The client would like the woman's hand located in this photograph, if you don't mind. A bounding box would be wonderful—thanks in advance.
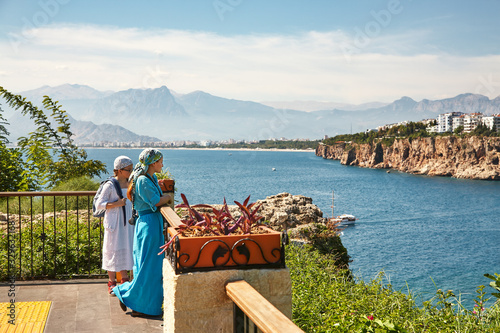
[156,193,172,207]
[117,198,127,207]
[107,198,127,209]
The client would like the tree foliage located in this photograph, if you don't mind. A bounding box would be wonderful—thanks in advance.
[0,87,106,191]
[471,123,498,137]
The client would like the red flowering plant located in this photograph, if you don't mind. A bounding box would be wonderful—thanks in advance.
[234,196,264,234]
[177,193,265,236]
[158,193,268,254]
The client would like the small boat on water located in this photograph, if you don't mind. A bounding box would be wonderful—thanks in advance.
[328,191,356,226]
[330,214,356,225]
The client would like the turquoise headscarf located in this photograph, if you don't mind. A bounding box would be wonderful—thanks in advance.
[128,149,163,204]
[129,148,163,183]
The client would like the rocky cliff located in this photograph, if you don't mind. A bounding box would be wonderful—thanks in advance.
[316,136,500,180]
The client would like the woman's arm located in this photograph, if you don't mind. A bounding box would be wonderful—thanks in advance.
[106,197,127,209]
[155,193,172,207]
[96,181,126,210]
[136,176,171,210]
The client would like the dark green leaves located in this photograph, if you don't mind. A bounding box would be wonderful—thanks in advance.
[0,87,106,191]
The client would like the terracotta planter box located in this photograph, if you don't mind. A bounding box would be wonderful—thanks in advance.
[158,179,175,192]
[166,226,286,274]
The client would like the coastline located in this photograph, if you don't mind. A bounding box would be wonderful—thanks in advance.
[316,136,500,180]
[82,147,316,152]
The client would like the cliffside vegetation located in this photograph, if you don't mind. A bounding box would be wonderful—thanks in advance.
[323,121,500,147]
[288,243,500,332]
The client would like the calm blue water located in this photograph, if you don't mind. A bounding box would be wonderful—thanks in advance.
[86,148,500,308]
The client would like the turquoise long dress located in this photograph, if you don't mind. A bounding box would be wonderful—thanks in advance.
[113,174,164,316]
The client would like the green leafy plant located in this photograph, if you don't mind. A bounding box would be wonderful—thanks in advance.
[155,168,174,180]
[0,211,104,280]
[0,87,106,191]
[472,285,489,323]
[287,244,500,332]
[485,273,500,300]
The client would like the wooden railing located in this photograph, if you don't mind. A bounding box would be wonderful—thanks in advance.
[226,280,303,333]
[160,206,303,333]
[160,205,185,228]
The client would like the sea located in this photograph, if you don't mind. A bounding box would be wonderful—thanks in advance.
[85,148,500,309]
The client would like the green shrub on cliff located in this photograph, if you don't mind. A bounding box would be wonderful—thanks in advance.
[472,123,498,137]
[287,244,500,332]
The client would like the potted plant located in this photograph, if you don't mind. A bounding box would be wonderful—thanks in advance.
[155,168,175,193]
[160,194,287,274]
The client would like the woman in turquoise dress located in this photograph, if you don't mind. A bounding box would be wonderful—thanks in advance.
[114,148,172,318]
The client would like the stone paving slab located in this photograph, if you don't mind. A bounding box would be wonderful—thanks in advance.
[0,279,163,333]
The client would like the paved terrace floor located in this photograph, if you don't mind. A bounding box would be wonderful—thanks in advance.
[0,279,163,332]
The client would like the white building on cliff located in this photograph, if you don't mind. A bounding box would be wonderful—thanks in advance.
[483,115,500,131]
[437,112,463,133]
[431,112,500,133]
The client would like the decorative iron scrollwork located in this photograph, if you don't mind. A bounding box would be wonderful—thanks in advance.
[230,238,281,265]
[168,235,285,274]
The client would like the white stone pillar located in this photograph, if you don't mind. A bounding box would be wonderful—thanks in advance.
[163,259,292,332]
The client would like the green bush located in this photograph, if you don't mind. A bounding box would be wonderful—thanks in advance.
[51,176,100,192]
[286,244,500,332]
[0,212,104,280]
[297,223,350,270]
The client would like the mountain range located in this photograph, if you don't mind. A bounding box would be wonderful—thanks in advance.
[2,84,500,144]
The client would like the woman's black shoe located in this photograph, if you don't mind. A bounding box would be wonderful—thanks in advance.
[131,310,161,318]
[119,300,127,312]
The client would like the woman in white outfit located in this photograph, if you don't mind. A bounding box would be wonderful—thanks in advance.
[96,156,135,294]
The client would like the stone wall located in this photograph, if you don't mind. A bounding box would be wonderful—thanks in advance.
[163,261,292,332]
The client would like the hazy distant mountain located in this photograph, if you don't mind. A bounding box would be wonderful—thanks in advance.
[178,90,275,117]
[5,84,114,125]
[82,86,187,123]
[4,109,160,144]
[414,93,500,114]
[19,83,113,101]
[174,90,313,140]
[69,116,161,144]
[259,100,389,112]
[4,84,500,143]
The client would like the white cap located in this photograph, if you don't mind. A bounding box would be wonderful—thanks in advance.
[114,156,133,170]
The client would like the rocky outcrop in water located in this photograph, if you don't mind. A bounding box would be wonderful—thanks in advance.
[256,193,327,229]
[316,136,500,180]
[204,193,327,231]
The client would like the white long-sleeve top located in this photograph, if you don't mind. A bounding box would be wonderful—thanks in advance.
[95,180,134,271]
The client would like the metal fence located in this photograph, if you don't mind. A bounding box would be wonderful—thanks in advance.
[0,191,106,281]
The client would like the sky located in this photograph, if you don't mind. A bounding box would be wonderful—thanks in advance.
[1,0,500,104]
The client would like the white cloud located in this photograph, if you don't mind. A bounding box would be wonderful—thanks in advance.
[1,23,500,103]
